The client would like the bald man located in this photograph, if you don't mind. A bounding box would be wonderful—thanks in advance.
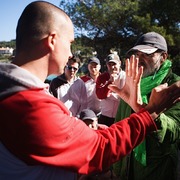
[0,1,180,179]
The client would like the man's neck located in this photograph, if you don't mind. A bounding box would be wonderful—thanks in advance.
[90,73,99,81]
[66,75,75,83]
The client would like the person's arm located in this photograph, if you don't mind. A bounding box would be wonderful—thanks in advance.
[2,56,180,175]
[96,73,112,99]
[2,77,180,175]
[1,92,156,174]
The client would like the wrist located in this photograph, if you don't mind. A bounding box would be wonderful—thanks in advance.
[133,103,146,113]
[144,105,159,120]
[148,112,159,120]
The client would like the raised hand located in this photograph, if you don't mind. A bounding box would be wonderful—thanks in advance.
[108,55,144,112]
[145,81,180,118]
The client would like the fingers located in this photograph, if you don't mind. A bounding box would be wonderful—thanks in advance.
[168,81,180,92]
[125,55,143,83]
[148,81,180,115]
[137,66,143,84]
[153,83,168,92]
[130,55,134,77]
[108,84,121,94]
[168,81,180,102]
[125,56,135,77]
[125,58,130,76]
[130,55,138,80]
[174,98,180,104]
[153,81,180,97]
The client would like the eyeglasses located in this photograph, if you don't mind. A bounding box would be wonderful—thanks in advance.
[66,65,78,71]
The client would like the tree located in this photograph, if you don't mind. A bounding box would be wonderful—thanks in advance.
[60,0,140,56]
[0,40,16,49]
[59,0,179,60]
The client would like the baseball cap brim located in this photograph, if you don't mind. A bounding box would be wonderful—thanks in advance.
[128,45,158,54]
[82,117,97,121]
[107,59,120,64]
[80,109,97,122]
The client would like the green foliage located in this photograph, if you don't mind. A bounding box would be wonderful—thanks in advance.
[59,0,179,66]
[2,1,179,74]
[0,40,16,48]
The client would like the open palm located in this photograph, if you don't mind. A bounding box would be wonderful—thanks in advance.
[108,55,143,112]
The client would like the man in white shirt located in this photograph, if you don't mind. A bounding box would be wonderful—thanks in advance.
[81,57,101,115]
[50,56,87,117]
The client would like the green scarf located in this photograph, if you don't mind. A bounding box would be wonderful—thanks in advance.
[115,60,172,166]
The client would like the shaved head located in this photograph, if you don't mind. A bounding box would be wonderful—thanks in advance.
[13,1,74,79]
[16,1,71,51]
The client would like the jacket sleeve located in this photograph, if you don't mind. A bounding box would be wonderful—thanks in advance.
[154,102,180,143]
[0,91,157,174]
[152,73,180,144]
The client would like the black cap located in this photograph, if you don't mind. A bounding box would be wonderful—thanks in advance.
[80,109,97,121]
[128,32,167,54]
[88,57,100,65]
[106,54,121,64]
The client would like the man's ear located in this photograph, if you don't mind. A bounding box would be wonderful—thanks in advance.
[47,32,56,51]
[161,52,168,63]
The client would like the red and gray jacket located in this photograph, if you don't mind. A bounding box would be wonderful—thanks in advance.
[0,63,157,179]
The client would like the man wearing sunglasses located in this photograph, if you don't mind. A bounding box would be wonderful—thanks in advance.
[50,56,87,117]
[114,32,180,180]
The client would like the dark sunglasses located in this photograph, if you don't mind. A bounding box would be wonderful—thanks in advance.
[66,65,78,71]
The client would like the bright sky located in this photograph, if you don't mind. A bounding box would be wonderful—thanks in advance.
[0,0,61,41]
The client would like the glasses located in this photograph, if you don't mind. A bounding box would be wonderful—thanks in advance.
[66,65,78,71]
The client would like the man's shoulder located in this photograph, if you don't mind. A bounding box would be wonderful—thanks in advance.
[50,74,67,86]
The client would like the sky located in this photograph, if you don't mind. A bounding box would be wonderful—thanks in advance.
[0,0,61,41]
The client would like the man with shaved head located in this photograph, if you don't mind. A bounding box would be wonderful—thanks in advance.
[15,1,74,77]
[0,1,180,179]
